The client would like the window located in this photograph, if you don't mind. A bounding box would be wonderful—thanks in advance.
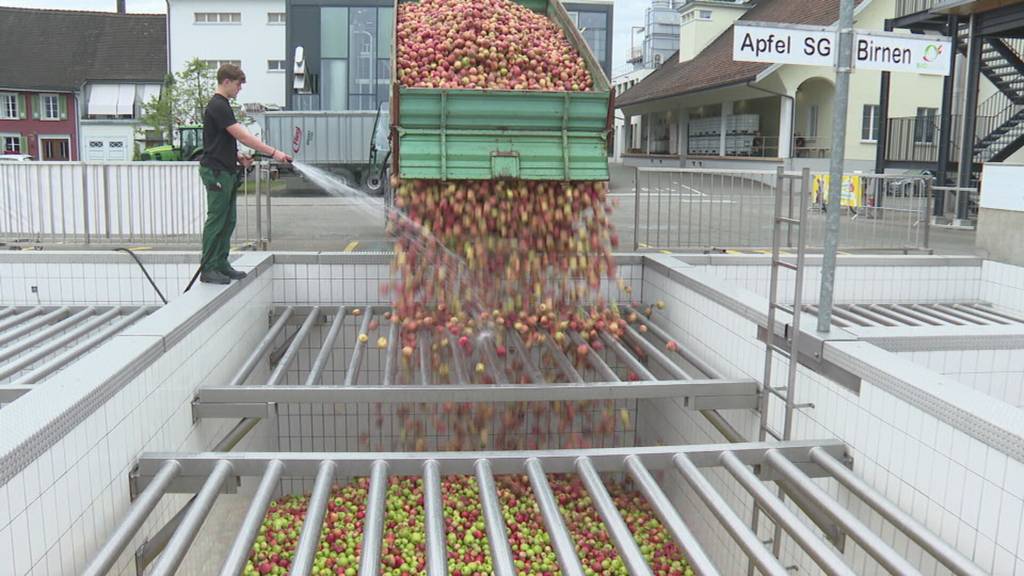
[268,60,287,72]
[915,107,938,143]
[0,94,17,119]
[202,60,242,71]
[3,135,21,154]
[698,9,713,20]
[42,94,59,120]
[268,12,286,25]
[577,11,608,69]
[318,5,393,111]
[194,12,241,24]
[862,104,880,142]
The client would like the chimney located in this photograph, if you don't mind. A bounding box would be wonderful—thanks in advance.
[117,0,126,13]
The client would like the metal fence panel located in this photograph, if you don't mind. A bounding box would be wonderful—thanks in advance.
[0,161,269,246]
[633,168,930,252]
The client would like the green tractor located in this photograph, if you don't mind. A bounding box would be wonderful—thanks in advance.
[139,125,203,161]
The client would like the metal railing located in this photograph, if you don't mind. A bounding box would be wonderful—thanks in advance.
[633,168,931,252]
[0,161,272,246]
[933,185,979,223]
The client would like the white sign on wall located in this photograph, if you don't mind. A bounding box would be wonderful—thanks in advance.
[980,163,1024,213]
[733,23,836,67]
[733,21,952,76]
[853,30,952,76]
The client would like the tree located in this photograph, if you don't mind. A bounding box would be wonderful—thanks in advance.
[138,58,247,146]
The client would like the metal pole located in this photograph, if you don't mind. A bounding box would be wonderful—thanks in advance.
[0,306,69,347]
[267,306,321,387]
[219,459,286,576]
[936,14,959,212]
[623,455,720,576]
[764,449,922,576]
[575,456,654,576]
[345,308,376,387]
[956,16,981,215]
[358,460,389,576]
[633,166,641,251]
[423,460,449,576]
[150,459,234,576]
[229,307,294,387]
[82,460,181,576]
[809,448,986,576]
[0,307,119,379]
[290,460,336,576]
[719,451,855,576]
[818,0,855,333]
[673,453,788,576]
[474,459,517,576]
[524,458,585,576]
[0,307,93,363]
[0,306,43,332]
[305,306,347,386]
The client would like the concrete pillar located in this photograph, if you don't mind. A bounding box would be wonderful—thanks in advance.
[720,100,733,157]
[679,109,690,159]
[779,97,794,158]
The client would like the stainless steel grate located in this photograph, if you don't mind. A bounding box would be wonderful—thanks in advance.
[85,440,985,576]
[798,302,1024,328]
[0,305,156,404]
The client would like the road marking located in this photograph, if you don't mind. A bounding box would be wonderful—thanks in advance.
[343,241,359,252]
[638,242,650,249]
[725,250,744,255]
[129,247,151,251]
[660,250,673,254]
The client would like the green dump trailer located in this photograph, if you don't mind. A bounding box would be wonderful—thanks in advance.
[390,0,612,182]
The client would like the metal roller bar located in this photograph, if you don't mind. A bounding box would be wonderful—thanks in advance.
[826,305,872,327]
[474,459,516,576]
[0,307,16,321]
[524,458,585,576]
[963,303,1024,324]
[0,307,96,364]
[912,304,977,326]
[840,305,898,327]
[719,451,855,576]
[480,336,510,385]
[447,333,470,386]
[0,306,70,347]
[423,460,449,576]
[0,306,43,332]
[764,449,922,576]
[5,306,149,386]
[899,304,959,325]
[568,331,618,382]
[621,323,691,379]
[418,329,432,386]
[305,306,348,386]
[575,456,653,576]
[508,329,545,384]
[541,335,583,383]
[623,455,720,576]
[291,460,337,576]
[597,326,655,380]
[672,453,787,576]
[345,307,376,387]
[83,460,181,576]
[229,306,294,387]
[358,460,389,576]
[927,304,990,325]
[219,459,286,576]
[866,304,926,327]
[625,305,724,379]
[884,304,942,326]
[810,305,853,328]
[950,301,1015,323]
[809,448,985,576]
[0,306,121,381]
[268,306,321,387]
[150,459,234,576]
[383,319,399,386]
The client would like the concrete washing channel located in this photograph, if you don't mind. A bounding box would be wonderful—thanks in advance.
[0,251,1021,575]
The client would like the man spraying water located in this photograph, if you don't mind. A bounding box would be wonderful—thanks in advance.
[197,64,293,284]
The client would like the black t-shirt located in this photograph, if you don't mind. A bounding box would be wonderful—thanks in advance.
[200,94,238,172]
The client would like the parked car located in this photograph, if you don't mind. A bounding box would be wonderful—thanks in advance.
[0,154,33,161]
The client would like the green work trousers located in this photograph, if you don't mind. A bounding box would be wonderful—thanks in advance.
[198,165,241,272]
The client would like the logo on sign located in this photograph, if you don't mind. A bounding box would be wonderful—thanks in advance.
[292,127,302,154]
[922,44,943,63]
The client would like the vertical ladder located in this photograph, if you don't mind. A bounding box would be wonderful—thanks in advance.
[749,167,812,574]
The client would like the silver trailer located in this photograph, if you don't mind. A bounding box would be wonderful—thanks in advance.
[261,108,390,193]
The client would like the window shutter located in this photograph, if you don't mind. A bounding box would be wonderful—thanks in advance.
[58,95,67,120]
[19,135,28,154]
[32,94,40,120]
[16,93,26,119]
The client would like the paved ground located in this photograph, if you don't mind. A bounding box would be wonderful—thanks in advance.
[1,161,978,255]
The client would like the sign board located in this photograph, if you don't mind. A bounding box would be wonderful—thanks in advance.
[733,23,835,67]
[853,30,952,76]
[733,21,952,76]
[812,174,864,208]
[979,163,1024,213]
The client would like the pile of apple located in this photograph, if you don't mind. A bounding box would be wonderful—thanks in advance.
[396,0,593,91]
[245,474,691,575]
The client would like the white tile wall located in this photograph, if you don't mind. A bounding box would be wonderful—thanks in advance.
[0,259,273,576]
[638,262,1024,576]
[900,349,1024,409]
[693,263,983,305]
[981,261,1024,317]
[0,260,199,306]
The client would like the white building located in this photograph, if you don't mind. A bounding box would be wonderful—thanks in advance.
[166,0,287,107]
